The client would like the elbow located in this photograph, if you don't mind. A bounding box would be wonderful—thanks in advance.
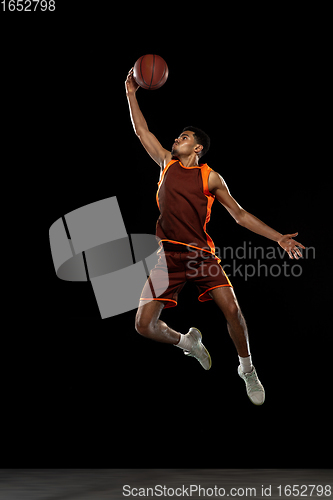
[134,126,148,138]
[235,209,247,226]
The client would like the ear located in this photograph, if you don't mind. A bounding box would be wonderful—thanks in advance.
[194,144,203,155]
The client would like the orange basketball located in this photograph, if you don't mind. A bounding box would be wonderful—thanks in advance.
[133,54,169,90]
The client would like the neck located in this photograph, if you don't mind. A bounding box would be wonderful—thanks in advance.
[176,153,200,168]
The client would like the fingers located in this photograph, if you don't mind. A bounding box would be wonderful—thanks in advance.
[288,242,305,259]
[286,233,306,259]
[294,240,306,249]
[296,247,303,258]
[287,246,298,259]
[288,249,299,260]
[293,247,303,259]
[125,68,134,83]
[291,238,306,259]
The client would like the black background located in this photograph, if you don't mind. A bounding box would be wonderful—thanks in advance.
[2,3,330,469]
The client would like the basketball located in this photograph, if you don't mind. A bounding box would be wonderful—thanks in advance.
[133,54,169,90]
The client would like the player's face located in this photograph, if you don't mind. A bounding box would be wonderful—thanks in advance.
[171,131,197,156]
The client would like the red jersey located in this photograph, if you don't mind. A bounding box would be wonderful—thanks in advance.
[156,158,217,259]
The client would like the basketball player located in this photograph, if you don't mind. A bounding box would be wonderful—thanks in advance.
[125,68,305,405]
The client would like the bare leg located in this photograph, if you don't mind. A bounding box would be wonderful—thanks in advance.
[135,300,181,344]
[209,287,250,357]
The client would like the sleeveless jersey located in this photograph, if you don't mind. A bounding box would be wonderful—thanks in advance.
[156,159,217,258]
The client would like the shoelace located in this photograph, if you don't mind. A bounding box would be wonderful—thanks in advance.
[245,371,262,392]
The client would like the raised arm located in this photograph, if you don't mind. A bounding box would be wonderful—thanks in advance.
[125,68,172,169]
[208,170,305,259]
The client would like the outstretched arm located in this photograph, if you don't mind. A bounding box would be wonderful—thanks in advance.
[208,170,305,259]
[125,68,171,169]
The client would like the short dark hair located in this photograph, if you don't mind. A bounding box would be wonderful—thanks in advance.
[182,126,210,158]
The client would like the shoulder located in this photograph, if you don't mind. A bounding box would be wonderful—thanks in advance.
[159,158,179,181]
[162,152,173,169]
[207,169,227,194]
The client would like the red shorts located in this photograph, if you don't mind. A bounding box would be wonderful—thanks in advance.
[140,245,232,308]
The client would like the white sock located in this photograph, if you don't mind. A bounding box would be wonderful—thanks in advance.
[238,354,253,374]
[175,333,192,351]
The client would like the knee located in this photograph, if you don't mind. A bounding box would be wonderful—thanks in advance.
[135,312,154,338]
[226,300,242,322]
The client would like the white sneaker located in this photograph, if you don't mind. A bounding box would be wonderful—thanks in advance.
[183,327,212,370]
[238,365,265,405]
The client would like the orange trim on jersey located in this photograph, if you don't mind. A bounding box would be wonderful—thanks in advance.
[200,164,216,256]
[139,297,178,307]
[157,238,221,262]
[203,196,215,254]
[200,164,212,196]
[156,159,178,209]
[198,283,233,302]
[178,160,204,170]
